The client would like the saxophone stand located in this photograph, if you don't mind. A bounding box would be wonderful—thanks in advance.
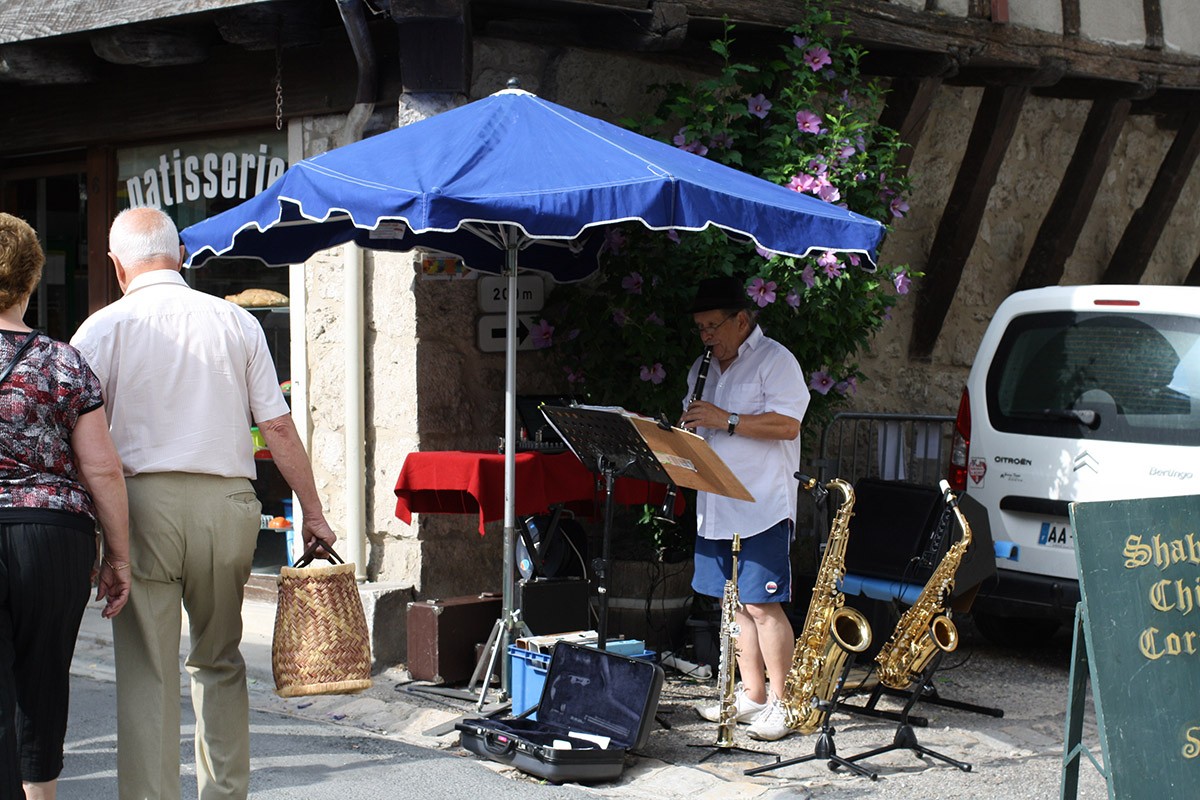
[840,651,972,773]
[689,735,776,764]
[743,654,878,781]
[845,673,1001,723]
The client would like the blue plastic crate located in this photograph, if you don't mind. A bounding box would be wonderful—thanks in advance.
[508,644,656,719]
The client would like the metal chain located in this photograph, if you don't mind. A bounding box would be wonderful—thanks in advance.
[274,43,284,131]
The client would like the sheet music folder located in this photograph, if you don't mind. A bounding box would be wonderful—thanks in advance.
[540,405,754,502]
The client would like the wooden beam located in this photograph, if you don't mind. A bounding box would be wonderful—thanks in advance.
[1186,251,1200,287]
[90,25,211,66]
[1062,0,1080,37]
[393,0,472,94]
[1144,0,1164,51]
[909,84,1029,360]
[0,0,278,46]
[0,42,95,83]
[1033,75,1157,101]
[676,0,1200,90]
[878,76,942,171]
[0,32,382,153]
[85,145,120,314]
[1101,109,1200,284]
[1014,97,1131,291]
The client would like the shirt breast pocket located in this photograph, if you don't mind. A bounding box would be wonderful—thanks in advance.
[724,383,764,415]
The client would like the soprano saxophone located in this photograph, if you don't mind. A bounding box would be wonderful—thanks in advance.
[714,533,742,747]
[875,480,972,690]
[781,477,873,734]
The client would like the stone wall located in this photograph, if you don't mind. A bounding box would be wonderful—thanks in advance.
[854,87,1200,419]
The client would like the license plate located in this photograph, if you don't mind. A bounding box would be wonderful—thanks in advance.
[1037,521,1072,548]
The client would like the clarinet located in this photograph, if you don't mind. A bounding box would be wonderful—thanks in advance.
[688,347,715,413]
[656,347,713,523]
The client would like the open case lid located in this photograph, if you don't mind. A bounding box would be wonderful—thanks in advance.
[537,641,663,751]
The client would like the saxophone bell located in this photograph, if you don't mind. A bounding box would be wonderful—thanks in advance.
[830,606,873,655]
[929,614,958,653]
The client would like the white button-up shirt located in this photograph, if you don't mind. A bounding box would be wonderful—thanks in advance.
[683,325,810,540]
[71,270,290,479]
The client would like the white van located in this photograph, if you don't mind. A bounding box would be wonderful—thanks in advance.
[949,285,1200,646]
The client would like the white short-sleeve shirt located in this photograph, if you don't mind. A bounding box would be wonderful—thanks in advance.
[71,270,290,479]
[683,325,810,540]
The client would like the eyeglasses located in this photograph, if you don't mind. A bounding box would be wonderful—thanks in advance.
[695,312,739,336]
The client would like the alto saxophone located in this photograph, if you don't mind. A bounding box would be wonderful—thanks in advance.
[782,478,873,734]
[714,533,742,747]
[875,480,972,690]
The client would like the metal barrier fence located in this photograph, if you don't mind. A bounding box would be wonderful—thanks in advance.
[811,411,956,488]
[796,412,956,556]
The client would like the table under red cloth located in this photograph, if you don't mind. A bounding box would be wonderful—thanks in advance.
[393,450,678,535]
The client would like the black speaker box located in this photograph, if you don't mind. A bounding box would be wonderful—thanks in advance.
[843,478,996,602]
[519,578,591,635]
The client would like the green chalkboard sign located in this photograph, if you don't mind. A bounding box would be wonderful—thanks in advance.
[1064,494,1200,799]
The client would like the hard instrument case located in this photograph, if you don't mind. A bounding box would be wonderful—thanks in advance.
[457,641,664,783]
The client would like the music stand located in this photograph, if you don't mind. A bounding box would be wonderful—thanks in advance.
[541,405,752,648]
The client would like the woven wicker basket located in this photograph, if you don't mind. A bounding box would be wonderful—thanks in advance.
[272,545,373,698]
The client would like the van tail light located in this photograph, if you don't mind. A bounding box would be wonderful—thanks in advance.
[948,387,971,492]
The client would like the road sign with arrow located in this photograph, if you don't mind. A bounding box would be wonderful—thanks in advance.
[477,314,539,353]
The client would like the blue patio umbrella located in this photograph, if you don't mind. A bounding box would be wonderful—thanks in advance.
[180,85,886,696]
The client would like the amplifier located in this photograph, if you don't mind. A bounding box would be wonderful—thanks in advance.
[519,578,590,636]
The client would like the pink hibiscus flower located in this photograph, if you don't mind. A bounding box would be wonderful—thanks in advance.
[747,277,777,307]
[747,93,772,119]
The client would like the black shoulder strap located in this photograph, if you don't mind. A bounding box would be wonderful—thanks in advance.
[0,331,40,386]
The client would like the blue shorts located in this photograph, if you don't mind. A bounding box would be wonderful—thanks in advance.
[692,519,792,604]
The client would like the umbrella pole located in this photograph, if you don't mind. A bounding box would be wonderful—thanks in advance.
[500,240,519,698]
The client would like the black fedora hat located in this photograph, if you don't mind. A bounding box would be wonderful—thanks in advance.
[689,275,753,314]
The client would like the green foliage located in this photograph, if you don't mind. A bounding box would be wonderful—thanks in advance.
[544,2,917,434]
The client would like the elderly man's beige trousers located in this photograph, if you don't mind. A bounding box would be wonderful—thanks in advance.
[114,473,261,800]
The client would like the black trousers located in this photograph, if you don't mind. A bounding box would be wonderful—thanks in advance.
[0,522,96,790]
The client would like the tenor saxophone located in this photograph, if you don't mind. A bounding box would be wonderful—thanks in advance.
[781,478,873,734]
[714,533,742,747]
[875,480,972,690]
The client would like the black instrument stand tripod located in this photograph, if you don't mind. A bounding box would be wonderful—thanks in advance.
[743,654,878,781]
[840,651,972,773]
[541,406,673,649]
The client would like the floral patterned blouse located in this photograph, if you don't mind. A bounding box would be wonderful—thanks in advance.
[0,330,103,524]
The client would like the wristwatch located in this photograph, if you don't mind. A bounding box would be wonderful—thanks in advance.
[727,412,740,435]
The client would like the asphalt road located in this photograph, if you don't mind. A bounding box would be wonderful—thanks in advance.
[60,671,594,800]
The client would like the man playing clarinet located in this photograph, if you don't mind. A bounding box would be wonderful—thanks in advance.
[683,275,810,742]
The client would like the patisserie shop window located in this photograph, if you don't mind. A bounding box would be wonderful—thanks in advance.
[117,132,291,382]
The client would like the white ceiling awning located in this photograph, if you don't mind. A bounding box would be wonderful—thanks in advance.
[0,0,278,45]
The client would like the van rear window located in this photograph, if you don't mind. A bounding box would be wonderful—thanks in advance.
[986,311,1200,446]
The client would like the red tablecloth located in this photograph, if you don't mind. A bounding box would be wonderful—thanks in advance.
[393,450,677,535]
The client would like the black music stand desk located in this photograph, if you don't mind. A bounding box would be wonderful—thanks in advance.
[541,405,752,649]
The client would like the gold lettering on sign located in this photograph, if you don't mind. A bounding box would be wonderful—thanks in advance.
[1123,533,1200,571]
[1125,535,1153,568]
[1139,627,1200,659]
[1148,579,1200,616]
[1184,727,1200,759]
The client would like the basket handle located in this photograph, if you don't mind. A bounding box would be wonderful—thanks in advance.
[293,540,345,568]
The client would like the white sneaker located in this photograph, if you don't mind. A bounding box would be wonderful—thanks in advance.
[696,683,767,724]
[746,696,793,741]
